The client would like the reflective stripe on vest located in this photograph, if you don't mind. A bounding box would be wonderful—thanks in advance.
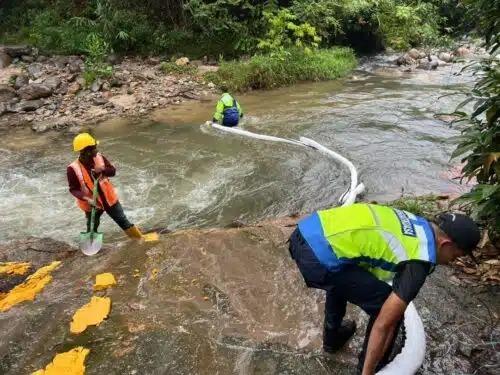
[68,153,118,212]
[297,203,436,280]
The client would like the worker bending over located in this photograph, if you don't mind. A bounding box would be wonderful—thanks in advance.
[288,203,480,374]
[212,88,243,127]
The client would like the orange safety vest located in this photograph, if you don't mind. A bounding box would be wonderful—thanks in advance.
[68,153,118,212]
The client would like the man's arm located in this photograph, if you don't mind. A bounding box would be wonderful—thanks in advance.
[213,100,224,123]
[100,155,116,177]
[362,261,431,374]
[362,293,406,375]
[237,100,243,118]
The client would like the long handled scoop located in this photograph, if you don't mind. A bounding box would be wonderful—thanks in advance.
[79,176,103,255]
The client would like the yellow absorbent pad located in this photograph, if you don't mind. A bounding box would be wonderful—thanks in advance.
[143,232,159,242]
[0,262,31,276]
[93,273,117,291]
[32,346,90,375]
[70,296,111,334]
[0,261,61,312]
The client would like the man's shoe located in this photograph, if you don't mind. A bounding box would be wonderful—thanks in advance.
[323,320,357,353]
[124,225,143,239]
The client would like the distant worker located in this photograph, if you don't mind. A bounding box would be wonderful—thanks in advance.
[212,89,243,127]
[67,133,146,240]
[288,203,480,374]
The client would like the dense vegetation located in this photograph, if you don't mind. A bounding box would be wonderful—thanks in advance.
[0,1,470,57]
[0,1,476,91]
[206,47,356,91]
[452,0,499,239]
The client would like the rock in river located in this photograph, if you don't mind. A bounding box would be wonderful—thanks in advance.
[17,84,52,100]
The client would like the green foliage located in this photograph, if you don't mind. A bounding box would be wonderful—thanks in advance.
[391,195,441,218]
[8,75,17,86]
[0,0,475,56]
[27,9,90,54]
[160,62,198,75]
[452,0,500,237]
[257,9,321,56]
[205,47,356,92]
[186,0,271,55]
[376,0,448,50]
[290,0,375,44]
[82,33,113,86]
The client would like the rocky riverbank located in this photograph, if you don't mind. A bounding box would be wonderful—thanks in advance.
[0,42,486,134]
[392,44,485,70]
[0,45,219,133]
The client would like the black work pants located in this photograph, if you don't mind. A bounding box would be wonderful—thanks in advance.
[85,201,133,232]
[288,228,399,371]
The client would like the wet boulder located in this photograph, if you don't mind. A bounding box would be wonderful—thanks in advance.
[106,53,123,66]
[0,52,12,68]
[417,59,439,70]
[42,76,61,91]
[175,57,189,66]
[190,60,203,67]
[408,48,421,60]
[0,84,17,103]
[15,99,44,112]
[90,79,102,92]
[0,102,9,115]
[17,83,53,100]
[52,55,69,69]
[14,74,29,89]
[21,55,34,63]
[67,57,84,73]
[67,82,81,95]
[438,52,453,63]
[27,63,45,79]
[92,97,108,106]
[455,46,470,57]
[1,45,32,58]
[395,54,416,66]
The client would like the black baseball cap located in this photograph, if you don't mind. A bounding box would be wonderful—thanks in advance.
[436,212,481,254]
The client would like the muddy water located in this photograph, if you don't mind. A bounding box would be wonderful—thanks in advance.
[0,55,474,243]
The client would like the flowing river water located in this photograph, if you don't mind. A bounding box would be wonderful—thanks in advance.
[0,55,474,244]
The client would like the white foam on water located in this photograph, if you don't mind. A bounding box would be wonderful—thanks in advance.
[177,160,255,215]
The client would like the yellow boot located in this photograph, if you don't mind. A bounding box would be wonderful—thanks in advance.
[124,225,159,242]
[125,225,143,239]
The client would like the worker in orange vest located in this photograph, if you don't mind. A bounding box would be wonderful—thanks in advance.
[67,133,145,239]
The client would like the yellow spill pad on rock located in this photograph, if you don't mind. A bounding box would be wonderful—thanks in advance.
[32,346,89,375]
[70,296,111,334]
[0,261,61,312]
[93,273,117,291]
[143,232,159,242]
[0,262,31,276]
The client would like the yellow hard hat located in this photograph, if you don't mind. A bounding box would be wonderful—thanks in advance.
[73,133,99,152]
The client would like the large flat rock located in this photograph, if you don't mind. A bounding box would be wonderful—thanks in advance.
[0,219,498,374]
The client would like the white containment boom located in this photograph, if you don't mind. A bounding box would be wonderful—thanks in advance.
[208,121,426,374]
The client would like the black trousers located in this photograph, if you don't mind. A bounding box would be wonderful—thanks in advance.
[288,228,399,371]
[85,201,133,232]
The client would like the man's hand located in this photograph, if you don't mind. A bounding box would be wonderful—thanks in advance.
[362,292,407,375]
[84,197,95,206]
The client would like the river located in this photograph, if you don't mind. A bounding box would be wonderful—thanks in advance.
[0,55,474,244]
